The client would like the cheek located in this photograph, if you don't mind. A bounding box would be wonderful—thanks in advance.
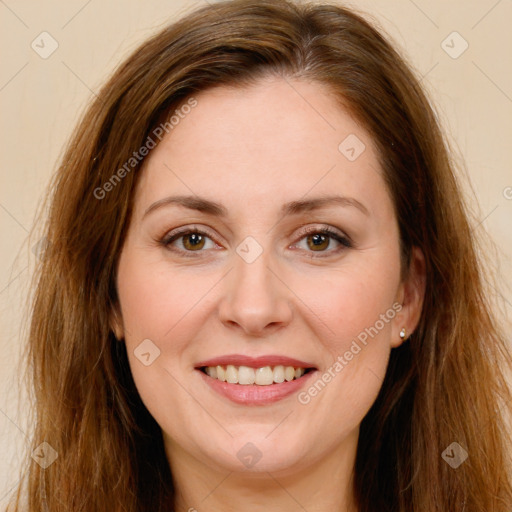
[290,255,400,421]
[116,246,217,341]
[115,248,221,411]
[293,258,400,354]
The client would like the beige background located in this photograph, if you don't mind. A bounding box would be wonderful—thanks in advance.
[1,0,511,503]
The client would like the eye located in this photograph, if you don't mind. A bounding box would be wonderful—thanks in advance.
[161,227,220,255]
[292,226,352,256]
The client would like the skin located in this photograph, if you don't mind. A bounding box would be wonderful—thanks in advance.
[112,77,425,512]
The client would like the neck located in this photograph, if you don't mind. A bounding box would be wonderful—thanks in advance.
[166,428,360,512]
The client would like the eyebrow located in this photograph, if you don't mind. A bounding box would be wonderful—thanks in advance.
[143,194,370,218]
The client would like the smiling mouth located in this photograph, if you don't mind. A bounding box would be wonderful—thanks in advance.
[199,365,316,385]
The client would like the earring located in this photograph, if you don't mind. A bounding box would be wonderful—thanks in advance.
[399,327,407,341]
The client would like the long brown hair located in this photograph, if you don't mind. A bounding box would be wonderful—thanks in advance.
[8,0,512,510]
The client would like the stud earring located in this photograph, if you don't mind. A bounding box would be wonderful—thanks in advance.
[399,327,407,341]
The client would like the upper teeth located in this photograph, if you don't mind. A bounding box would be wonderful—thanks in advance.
[204,365,307,385]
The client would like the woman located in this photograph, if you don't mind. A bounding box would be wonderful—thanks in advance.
[8,0,512,510]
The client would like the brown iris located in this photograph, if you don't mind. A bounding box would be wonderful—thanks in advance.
[182,233,206,251]
[306,233,329,251]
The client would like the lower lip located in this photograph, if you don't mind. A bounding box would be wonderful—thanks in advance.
[197,369,317,405]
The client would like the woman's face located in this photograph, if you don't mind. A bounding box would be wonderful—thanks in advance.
[113,77,423,476]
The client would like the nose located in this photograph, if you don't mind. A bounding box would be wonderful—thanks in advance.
[218,249,293,337]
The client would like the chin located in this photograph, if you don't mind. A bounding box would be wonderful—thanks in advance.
[197,432,309,475]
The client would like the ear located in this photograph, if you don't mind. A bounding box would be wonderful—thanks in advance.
[391,246,426,348]
[110,304,125,341]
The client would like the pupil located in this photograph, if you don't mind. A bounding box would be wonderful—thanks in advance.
[312,234,324,245]
[188,233,202,245]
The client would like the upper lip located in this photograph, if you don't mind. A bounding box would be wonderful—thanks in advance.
[195,354,317,369]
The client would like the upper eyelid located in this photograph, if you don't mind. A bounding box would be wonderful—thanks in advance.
[294,224,347,239]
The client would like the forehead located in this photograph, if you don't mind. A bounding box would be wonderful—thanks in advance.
[134,78,389,219]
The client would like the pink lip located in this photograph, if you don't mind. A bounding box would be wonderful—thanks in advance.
[195,354,316,369]
[197,368,318,406]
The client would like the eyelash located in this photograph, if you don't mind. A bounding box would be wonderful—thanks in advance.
[159,224,352,259]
